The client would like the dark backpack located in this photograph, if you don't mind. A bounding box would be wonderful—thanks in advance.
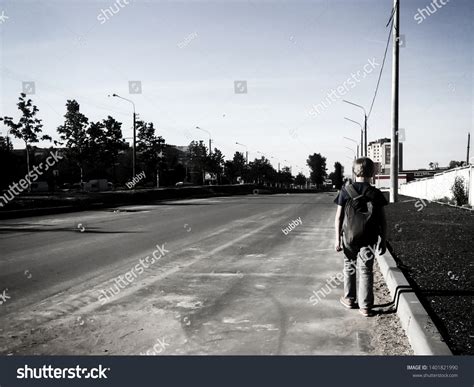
[342,184,379,246]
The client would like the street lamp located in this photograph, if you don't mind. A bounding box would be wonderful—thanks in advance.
[345,146,356,159]
[343,136,359,158]
[109,93,136,179]
[195,126,212,155]
[344,117,364,158]
[235,142,248,164]
[343,100,367,156]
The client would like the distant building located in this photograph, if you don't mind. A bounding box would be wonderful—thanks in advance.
[367,138,403,174]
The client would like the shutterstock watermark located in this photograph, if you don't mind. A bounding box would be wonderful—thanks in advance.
[97,0,130,25]
[414,0,451,24]
[308,58,380,117]
[0,150,63,207]
[17,365,110,379]
[177,32,198,49]
[308,246,379,306]
[97,242,169,304]
[139,337,170,355]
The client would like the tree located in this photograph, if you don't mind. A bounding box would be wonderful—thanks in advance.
[307,153,327,188]
[428,161,439,170]
[295,172,306,187]
[187,140,208,184]
[102,116,127,182]
[205,148,225,184]
[137,120,165,186]
[451,176,468,206]
[224,152,247,184]
[333,162,344,189]
[248,156,276,185]
[85,117,126,182]
[56,100,89,183]
[448,160,465,169]
[1,93,52,177]
[0,136,12,152]
[278,167,293,188]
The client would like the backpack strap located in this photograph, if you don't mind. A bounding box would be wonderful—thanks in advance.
[346,184,362,200]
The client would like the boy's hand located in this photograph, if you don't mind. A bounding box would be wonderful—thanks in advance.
[334,240,343,252]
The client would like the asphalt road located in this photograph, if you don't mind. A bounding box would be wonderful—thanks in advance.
[0,193,408,355]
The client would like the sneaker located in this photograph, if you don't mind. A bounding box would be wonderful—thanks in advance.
[359,308,374,317]
[340,296,358,309]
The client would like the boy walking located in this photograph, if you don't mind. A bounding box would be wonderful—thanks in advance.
[334,157,388,317]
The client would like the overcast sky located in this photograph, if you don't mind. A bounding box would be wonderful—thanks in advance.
[1,0,472,176]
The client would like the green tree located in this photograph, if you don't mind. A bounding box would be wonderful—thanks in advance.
[307,153,327,188]
[1,93,52,177]
[56,100,89,183]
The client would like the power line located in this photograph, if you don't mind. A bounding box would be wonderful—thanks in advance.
[367,7,395,120]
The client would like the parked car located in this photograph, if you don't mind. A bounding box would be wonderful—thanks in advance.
[175,181,194,187]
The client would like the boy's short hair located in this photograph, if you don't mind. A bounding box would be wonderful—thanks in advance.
[353,157,375,178]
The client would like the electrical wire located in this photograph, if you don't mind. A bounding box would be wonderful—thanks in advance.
[367,6,395,120]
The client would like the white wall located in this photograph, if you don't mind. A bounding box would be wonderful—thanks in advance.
[400,166,473,205]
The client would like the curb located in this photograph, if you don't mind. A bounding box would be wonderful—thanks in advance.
[376,250,452,355]
[431,200,474,211]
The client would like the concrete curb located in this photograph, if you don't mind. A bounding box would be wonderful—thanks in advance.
[376,250,452,355]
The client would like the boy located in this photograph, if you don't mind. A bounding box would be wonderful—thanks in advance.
[334,157,388,317]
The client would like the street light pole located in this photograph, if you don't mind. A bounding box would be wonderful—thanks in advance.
[343,136,359,158]
[343,101,367,156]
[109,93,136,180]
[345,146,356,160]
[195,126,212,155]
[344,117,364,158]
[235,142,248,164]
[390,0,400,203]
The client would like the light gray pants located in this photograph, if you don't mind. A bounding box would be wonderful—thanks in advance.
[342,243,375,309]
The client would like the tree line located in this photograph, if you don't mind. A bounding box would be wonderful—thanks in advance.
[0,94,344,190]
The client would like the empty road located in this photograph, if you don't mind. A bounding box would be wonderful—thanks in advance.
[0,193,409,355]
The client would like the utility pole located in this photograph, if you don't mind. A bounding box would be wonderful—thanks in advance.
[364,115,368,156]
[390,0,400,203]
[133,111,136,179]
[467,132,470,164]
[109,94,136,181]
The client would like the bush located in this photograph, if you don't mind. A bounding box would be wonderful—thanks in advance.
[451,176,469,206]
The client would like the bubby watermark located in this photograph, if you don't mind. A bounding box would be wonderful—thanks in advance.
[126,171,146,189]
[0,150,63,207]
[282,217,302,235]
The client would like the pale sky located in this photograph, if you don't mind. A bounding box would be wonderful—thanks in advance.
[0,0,472,176]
